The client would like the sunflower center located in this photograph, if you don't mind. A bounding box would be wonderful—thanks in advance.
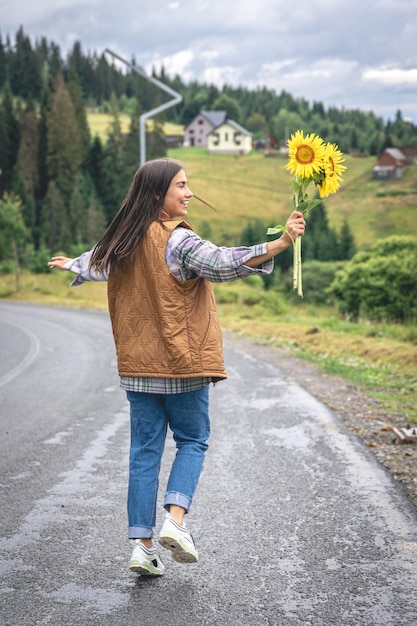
[295,144,315,165]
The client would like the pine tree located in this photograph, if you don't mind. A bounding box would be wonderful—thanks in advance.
[41,181,70,252]
[9,27,42,100]
[43,39,64,82]
[94,52,115,103]
[123,103,142,172]
[66,41,95,100]
[17,100,39,235]
[0,105,6,195]
[68,183,87,245]
[100,104,127,221]
[87,137,107,210]
[67,73,91,164]
[0,83,20,194]
[37,76,54,201]
[46,75,83,201]
[338,219,356,260]
[0,34,7,89]
[0,193,29,290]
[86,195,106,245]
[303,199,339,261]
[146,119,168,161]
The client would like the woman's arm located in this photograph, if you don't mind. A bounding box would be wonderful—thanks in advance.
[48,250,109,285]
[167,211,305,282]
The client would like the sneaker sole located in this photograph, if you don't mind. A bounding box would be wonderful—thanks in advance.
[158,534,198,563]
[129,561,164,576]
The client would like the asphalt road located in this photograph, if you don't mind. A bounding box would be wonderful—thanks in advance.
[0,301,416,626]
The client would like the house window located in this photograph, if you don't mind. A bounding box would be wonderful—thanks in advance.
[198,119,204,124]
[225,132,229,141]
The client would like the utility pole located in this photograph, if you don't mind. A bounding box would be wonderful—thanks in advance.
[105,49,182,165]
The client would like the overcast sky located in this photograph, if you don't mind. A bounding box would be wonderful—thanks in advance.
[1,0,417,122]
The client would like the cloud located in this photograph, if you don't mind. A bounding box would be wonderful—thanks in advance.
[148,48,196,82]
[1,0,417,121]
[363,66,417,86]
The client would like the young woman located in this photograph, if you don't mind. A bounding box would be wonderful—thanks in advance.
[49,158,305,576]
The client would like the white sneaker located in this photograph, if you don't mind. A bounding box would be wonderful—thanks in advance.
[158,514,198,563]
[129,541,165,576]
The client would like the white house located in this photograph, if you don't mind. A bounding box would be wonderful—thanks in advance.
[184,111,227,147]
[207,120,253,156]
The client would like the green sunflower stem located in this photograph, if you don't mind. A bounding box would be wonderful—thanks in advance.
[297,236,303,297]
[292,184,306,298]
[293,236,303,298]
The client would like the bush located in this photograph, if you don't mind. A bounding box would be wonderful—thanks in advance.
[279,260,344,304]
[299,260,345,304]
[213,285,239,304]
[328,236,417,322]
[242,275,264,288]
[0,260,15,274]
[259,290,288,315]
[27,247,53,274]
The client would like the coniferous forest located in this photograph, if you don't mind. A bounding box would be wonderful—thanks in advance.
[1,27,417,277]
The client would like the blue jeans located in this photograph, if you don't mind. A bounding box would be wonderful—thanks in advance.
[126,386,210,539]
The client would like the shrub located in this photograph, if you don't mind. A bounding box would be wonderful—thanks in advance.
[28,247,53,274]
[298,260,345,304]
[243,275,264,288]
[328,236,417,322]
[279,260,344,304]
[259,290,288,315]
[0,260,15,274]
[213,286,239,304]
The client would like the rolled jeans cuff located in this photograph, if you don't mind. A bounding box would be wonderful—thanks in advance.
[164,491,191,513]
[128,525,154,540]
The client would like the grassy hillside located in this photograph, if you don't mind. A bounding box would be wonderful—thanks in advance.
[86,112,417,250]
[87,110,184,142]
[166,148,417,249]
[87,110,131,139]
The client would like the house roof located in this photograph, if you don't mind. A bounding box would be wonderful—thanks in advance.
[200,110,227,127]
[208,119,252,136]
[383,148,406,161]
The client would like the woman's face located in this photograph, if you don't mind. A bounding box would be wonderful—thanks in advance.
[161,169,193,220]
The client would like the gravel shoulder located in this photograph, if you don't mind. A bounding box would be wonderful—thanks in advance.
[224,331,417,508]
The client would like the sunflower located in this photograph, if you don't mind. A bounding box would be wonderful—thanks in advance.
[274,130,347,298]
[286,130,327,179]
[318,142,347,197]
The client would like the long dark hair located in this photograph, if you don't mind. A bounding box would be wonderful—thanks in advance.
[89,158,183,273]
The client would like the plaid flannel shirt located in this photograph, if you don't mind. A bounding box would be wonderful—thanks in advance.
[66,226,273,393]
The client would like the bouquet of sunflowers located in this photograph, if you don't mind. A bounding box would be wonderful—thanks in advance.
[268,130,346,297]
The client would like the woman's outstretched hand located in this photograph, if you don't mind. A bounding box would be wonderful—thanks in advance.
[48,256,72,270]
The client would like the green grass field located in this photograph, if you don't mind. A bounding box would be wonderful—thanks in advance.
[166,148,417,250]
[86,111,417,250]
[87,110,184,142]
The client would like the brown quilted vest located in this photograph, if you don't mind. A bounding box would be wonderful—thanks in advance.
[107,220,227,381]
